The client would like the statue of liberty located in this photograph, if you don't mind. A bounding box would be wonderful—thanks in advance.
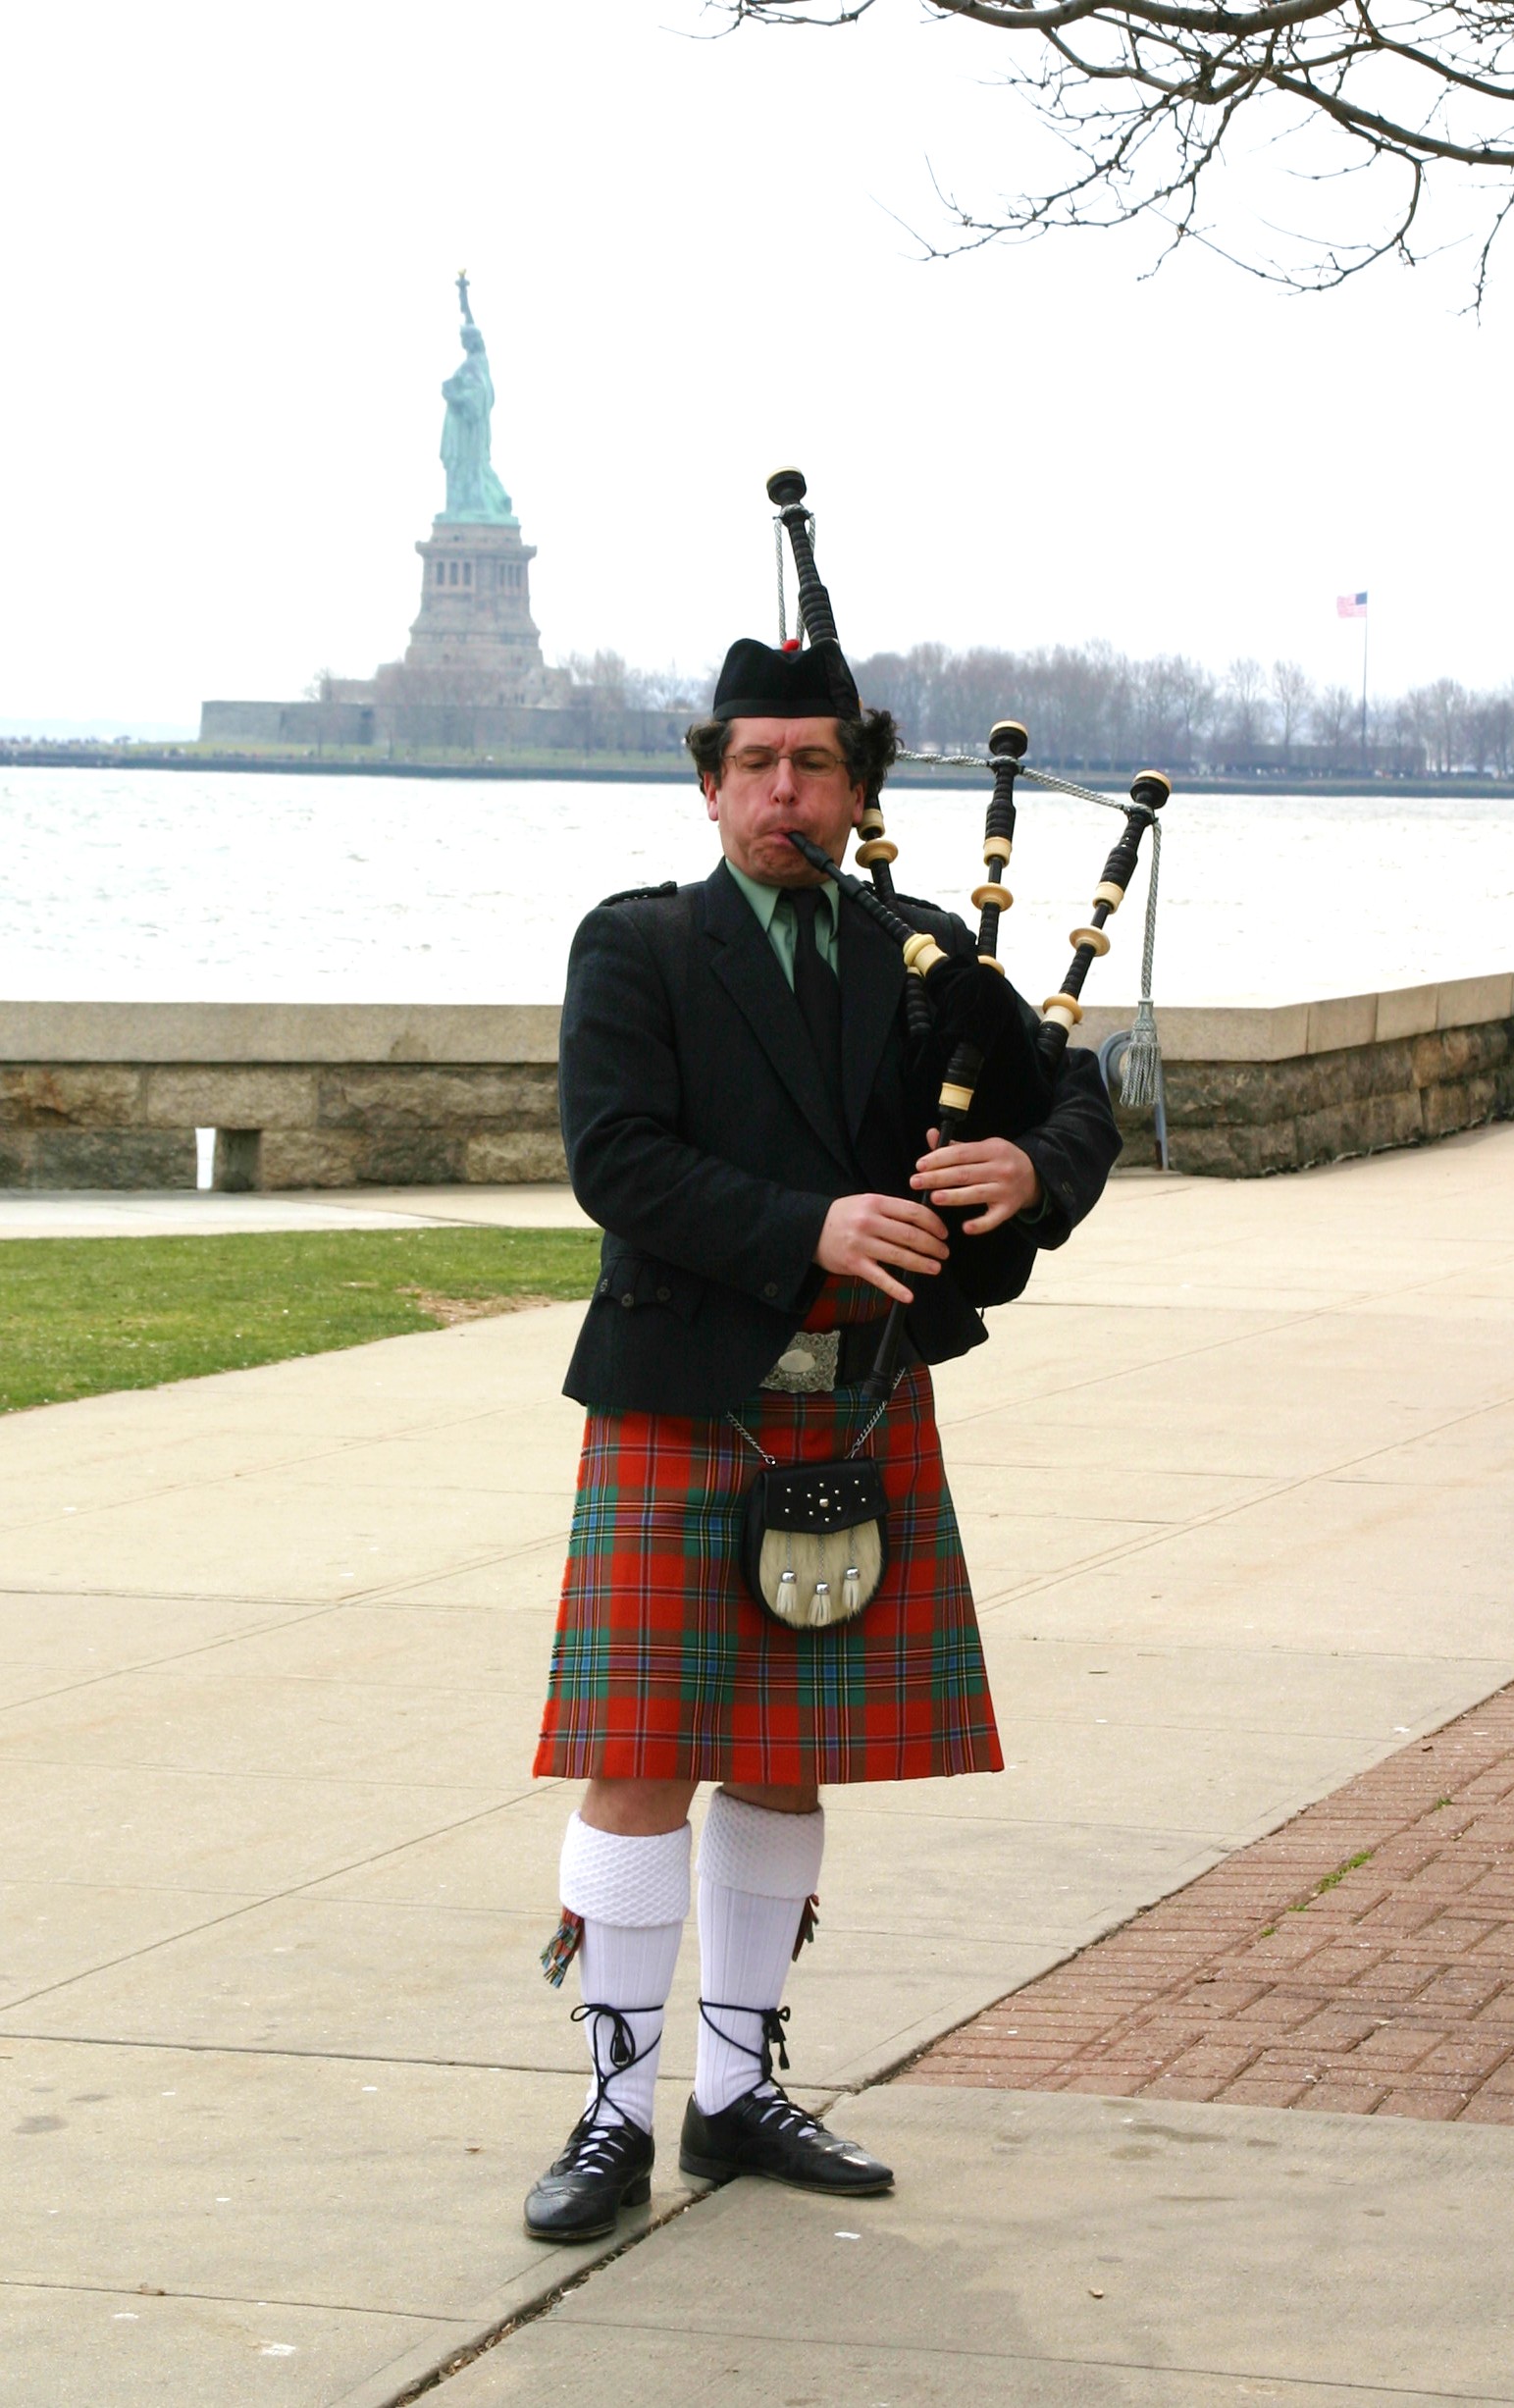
[439,273,517,525]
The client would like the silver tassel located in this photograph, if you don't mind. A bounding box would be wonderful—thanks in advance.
[1120,998,1161,1109]
[1119,815,1163,1112]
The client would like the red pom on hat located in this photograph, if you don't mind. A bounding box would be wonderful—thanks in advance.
[781,638,801,653]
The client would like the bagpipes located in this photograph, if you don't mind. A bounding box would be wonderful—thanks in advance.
[766,466,1171,1400]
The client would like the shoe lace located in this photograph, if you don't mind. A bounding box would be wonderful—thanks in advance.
[558,2114,639,2176]
[699,1999,794,2089]
[569,2001,661,2158]
[742,2085,823,2140]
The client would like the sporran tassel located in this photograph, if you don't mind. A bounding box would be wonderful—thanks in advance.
[540,1908,585,1988]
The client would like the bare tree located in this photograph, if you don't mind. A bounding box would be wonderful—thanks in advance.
[1166,654,1219,760]
[856,642,951,738]
[1027,640,1129,761]
[1311,680,1356,764]
[1467,685,1514,774]
[569,634,1508,778]
[560,650,630,706]
[1408,674,1471,770]
[1271,658,1315,761]
[1222,655,1271,754]
[622,661,710,712]
[1384,691,1431,772]
[1131,653,1194,762]
[723,2,1514,298]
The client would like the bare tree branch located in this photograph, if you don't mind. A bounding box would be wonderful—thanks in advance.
[720,0,1514,294]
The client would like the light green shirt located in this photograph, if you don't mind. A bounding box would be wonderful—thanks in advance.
[724,860,841,989]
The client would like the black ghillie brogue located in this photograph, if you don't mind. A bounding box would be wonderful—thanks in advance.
[678,2084,893,2193]
[524,2001,661,2243]
[523,2109,654,2242]
[679,2002,893,2194]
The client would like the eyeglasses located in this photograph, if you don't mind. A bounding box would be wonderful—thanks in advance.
[727,747,849,781]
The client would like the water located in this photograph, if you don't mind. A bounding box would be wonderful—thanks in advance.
[2,767,1510,1007]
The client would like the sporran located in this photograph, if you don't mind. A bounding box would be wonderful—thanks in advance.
[728,1381,895,1632]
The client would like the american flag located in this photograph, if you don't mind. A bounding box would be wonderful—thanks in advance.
[1336,592,1368,618]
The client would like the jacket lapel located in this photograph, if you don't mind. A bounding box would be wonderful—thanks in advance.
[839,894,906,1142]
[700,862,855,1176]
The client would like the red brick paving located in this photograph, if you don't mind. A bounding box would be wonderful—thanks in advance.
[903,1682,1514,2120]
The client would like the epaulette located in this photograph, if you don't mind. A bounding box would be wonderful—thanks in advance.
[600,880,678,907]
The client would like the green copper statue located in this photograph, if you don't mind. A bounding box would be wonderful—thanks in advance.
[438,272,517,525]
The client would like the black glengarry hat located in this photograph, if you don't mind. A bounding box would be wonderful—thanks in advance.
[712,636,861,724]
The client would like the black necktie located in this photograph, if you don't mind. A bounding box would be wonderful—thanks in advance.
[790,888,843,1118]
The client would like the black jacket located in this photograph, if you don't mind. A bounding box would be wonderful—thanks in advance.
[559,860,1121,1414]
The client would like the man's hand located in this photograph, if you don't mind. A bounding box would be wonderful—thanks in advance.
[814,1192,950,1307]
[911,1129,1041,1233]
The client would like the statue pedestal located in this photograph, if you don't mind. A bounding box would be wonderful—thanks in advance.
[379,518,549,709]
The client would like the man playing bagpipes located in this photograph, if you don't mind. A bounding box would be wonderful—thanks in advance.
[524,628,1122,2241]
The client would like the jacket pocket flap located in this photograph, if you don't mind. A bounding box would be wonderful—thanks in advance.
[596,1249,704,1322]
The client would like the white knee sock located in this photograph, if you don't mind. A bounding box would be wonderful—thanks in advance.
[558,1812,691,2136]
[695,1792,825,2116]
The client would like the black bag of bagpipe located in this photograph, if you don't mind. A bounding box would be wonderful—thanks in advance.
[907,941,1055,1311]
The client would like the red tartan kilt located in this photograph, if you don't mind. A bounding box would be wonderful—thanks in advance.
[535,1280,1002,1787]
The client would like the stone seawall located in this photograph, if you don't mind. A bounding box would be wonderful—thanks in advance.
[0,981,1509,1189]
[0,1007,565,1192]
[1147,1019,1514,1176]
[1105,976,1514,1176]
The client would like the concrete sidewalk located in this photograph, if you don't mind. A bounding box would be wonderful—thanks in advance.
[437,2089,1514,2406]
[3,1125,1513,2403]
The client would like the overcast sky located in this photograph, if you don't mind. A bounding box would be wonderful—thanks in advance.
[2,0,1508,733]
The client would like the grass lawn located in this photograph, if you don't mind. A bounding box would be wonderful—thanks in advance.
[0,1226,602,1415]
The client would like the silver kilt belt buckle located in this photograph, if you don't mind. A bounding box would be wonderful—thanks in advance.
[758,1331,842,1394]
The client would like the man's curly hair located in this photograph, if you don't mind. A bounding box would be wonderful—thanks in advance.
[685,708,900,807]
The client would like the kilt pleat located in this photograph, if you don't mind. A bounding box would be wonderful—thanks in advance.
[534,1280,1002,1787]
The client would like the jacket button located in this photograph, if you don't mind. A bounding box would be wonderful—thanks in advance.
[655,1284,671,1302]
[621,1291,636,1307]
[763,1282,779,1299]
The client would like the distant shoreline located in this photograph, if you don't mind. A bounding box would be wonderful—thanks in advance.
[3,743,1512,802]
